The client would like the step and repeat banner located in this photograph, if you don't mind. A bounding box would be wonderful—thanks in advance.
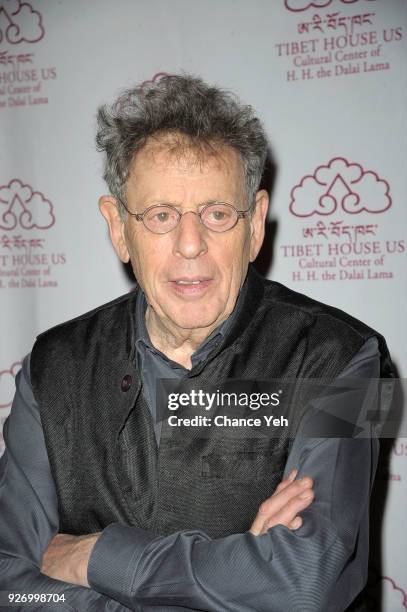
[0,0,406,609]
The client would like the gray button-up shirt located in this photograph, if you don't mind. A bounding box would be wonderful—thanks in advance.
[135,289,240,445]
[0,297,380,611]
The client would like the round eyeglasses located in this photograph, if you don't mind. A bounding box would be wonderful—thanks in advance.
[118,200,252,234]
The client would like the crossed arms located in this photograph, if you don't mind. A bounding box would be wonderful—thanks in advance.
[0,339,379,611]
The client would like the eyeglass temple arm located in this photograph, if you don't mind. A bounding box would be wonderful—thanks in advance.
[116,196,144,221]
[237,206,252,219]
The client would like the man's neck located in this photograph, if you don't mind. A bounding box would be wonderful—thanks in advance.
[145,307,224,369]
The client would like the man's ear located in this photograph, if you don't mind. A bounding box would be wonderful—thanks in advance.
[249,189,269,262]
[98,196,130,263]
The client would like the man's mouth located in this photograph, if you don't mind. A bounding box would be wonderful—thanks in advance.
[169,277,213,295]
[171,277,212,284]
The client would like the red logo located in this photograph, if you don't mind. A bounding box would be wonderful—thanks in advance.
[0,0,44,44]
[0,360,21,408]
[289,157,391,217]
[285,0,375,12]
[140,72,172,90]
[380,577,407,610]
[0,179,55,230]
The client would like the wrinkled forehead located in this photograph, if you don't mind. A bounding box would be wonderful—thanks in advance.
[128,132,246,189]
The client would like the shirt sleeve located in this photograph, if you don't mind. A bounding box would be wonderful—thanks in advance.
[88,337,381,612]
[0,355,132,612]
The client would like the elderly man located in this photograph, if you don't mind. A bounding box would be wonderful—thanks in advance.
[0,75,392,611]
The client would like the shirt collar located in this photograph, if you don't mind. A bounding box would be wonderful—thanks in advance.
[135,282,244,368]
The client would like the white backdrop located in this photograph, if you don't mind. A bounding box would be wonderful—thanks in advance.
[0,1,406,609]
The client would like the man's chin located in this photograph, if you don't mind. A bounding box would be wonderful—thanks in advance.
[170,317,219,332]
[164,308,223,333]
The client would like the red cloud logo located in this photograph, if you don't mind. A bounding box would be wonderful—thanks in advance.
[285,0,375,11]
[0,0,44,44]
[140,72,172,90]
[285,0,332,10]
[289,157,391,217]
[0,179,55,230]
[380,577,407,611]
[0,361,21,408]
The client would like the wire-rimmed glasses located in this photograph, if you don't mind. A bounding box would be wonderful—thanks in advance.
[118,200,252,234]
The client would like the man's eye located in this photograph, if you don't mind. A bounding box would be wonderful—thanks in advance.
[210,210,227,221]
[206,207,233,223]
[155,212,170,223]
[146,209,175,224]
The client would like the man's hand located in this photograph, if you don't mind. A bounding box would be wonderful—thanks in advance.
[41,533,100,587]
[250,469,314,535]
[41,472,312,584]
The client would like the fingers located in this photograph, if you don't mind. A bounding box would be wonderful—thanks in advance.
[261,485,314,533]
[250,475,314,536]
[258,476,313,517]
[273,468,298,494]
[289,516,303,530]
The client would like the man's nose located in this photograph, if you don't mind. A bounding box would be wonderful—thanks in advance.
[172,211,208,259]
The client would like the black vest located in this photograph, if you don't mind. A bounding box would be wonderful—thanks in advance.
[30,266,392,538]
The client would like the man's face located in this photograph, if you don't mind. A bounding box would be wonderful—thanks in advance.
[100,137,268,337]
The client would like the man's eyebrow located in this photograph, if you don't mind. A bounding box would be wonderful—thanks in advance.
[141,199,181,208]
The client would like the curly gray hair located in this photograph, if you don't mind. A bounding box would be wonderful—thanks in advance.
[96,74,268,214]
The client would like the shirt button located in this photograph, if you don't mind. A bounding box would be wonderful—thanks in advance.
[121,374,132,392]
